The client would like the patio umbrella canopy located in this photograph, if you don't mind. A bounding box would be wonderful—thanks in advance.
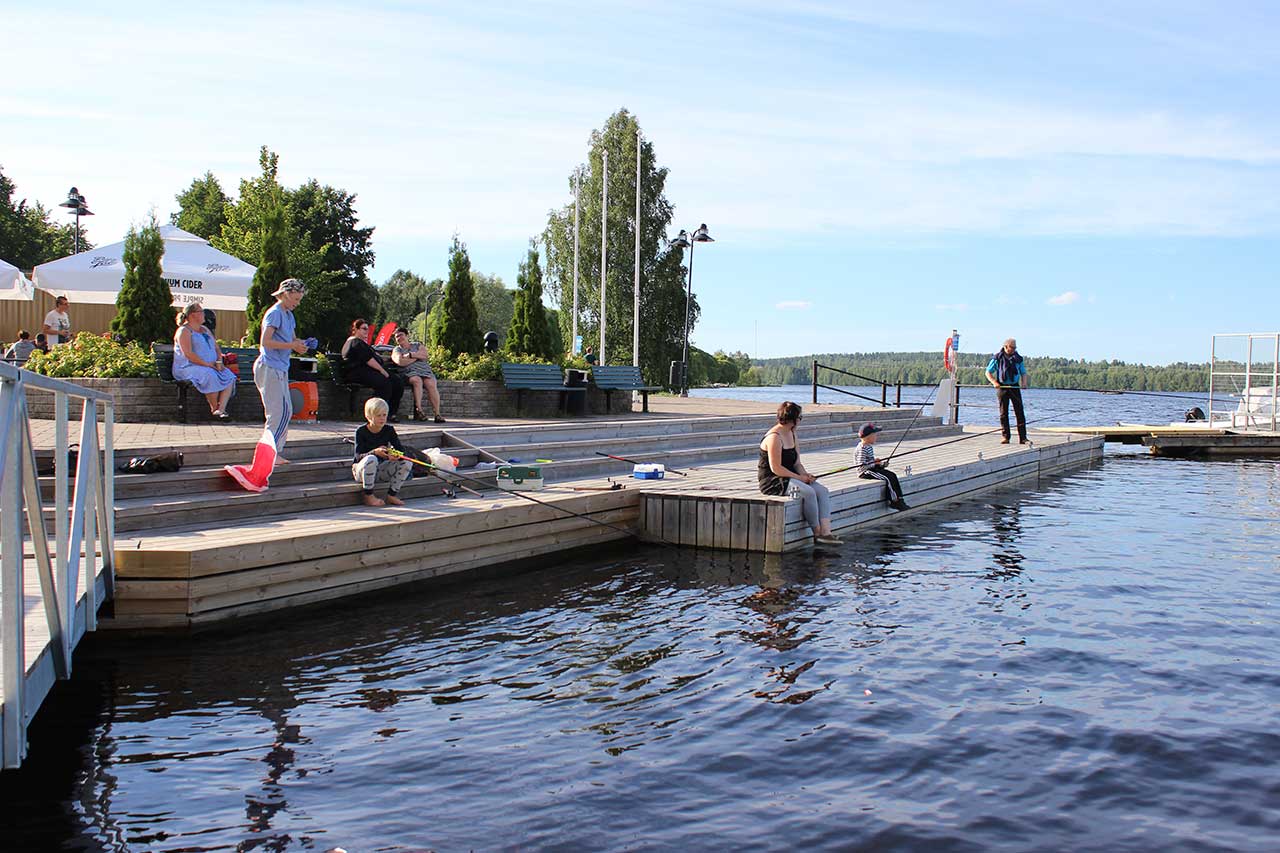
[32,225,256,311]
[0,258,35,301]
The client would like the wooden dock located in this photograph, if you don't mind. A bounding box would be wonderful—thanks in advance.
[638,428,1102,552]
[21,400,1102,630]
[1043,423,1280,456]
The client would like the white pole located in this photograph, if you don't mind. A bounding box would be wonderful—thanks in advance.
[571,169,580,354]
[600,149,608,362]
[633,129,641,370]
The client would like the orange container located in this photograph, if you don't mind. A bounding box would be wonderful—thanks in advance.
[289,381,319,422]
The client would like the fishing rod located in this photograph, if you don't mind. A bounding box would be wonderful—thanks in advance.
[884,380,942,462]
[815,405,1093,478]
[594,451,689,476]
[345,438,664,546]
[888,405,1094,461]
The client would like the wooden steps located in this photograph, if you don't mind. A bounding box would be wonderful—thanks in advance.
[51,410,954,532]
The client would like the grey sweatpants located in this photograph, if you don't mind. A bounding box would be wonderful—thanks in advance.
[352,455,413,494]
[253,361,292,453]
[789,478,832,530]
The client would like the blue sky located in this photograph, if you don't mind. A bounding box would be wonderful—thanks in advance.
[6,1,1278,364]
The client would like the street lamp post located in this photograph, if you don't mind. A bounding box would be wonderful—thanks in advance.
[669,224,714,396]
[58,187,93,254]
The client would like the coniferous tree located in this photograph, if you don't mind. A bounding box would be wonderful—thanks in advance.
[112,217,172,344]
[507,242,554,358]
[431,236,481,355]
[245,201,289,343]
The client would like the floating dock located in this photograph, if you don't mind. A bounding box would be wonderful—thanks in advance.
[1042,424,1280,457]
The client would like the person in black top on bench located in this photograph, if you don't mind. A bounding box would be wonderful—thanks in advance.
[352,397,413,507]
[341,318,404,421]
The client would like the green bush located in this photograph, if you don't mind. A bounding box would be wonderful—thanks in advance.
[25,333,156,379]
[427,347,564,382]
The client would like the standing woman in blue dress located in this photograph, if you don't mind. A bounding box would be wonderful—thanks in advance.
[173,303,236,419]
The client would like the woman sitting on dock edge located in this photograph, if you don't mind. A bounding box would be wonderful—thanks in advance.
[758,401,841,546]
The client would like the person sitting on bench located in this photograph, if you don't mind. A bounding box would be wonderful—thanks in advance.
[341,318,404,421]
[391,327,445,422]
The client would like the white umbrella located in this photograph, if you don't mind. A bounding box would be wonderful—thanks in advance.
[33,225,256,311]
[0,257,35,301]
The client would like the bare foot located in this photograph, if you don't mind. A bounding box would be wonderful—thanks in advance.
[385,495,405,506]
[275,457,291,465]
[362,494,385,507]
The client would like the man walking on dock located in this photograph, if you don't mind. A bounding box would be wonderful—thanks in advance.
[987,337,1029,444]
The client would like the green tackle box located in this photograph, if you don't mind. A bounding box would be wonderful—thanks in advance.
[497,465,544,490]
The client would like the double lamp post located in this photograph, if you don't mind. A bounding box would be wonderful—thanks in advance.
[58,187,93,254]
[668,223,714,396]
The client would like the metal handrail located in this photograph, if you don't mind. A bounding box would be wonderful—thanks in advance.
[1209,333,1279,431]
[812,360,889,406]
[1,361,115,769]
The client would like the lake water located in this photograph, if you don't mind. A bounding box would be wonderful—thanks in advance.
[4,388,1278,851]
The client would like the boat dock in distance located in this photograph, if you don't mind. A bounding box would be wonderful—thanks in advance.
[69,397,1101,630]
[1039,424,1280,457]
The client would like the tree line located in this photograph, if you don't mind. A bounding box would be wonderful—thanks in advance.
[748,352,1213,392]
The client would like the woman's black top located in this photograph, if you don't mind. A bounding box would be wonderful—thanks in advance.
[758,443,799,495]
[340,336,379,378]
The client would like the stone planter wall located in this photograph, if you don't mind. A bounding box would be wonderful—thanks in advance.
[25,376,633,423]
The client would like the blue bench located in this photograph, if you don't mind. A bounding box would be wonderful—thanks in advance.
[501,362,587,415]
[153,344,257,423]
[591,365,662,413]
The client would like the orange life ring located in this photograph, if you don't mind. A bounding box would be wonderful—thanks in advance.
[944,337,955,372]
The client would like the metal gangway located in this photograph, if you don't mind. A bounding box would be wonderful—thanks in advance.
[1208,333,1280,431]
[0,361,115,768]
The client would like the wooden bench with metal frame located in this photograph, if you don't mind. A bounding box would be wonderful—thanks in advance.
[591,364,662,413]
[501,362,587,416]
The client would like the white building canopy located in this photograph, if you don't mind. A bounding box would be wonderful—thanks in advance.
[0,258,35,301]
[32,225,256,311]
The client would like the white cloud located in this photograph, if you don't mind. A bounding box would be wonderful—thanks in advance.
[935,303,969,312]
[775,300,812,310]
[1048,291,1081,306]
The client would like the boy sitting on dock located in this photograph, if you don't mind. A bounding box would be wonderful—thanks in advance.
[856,423,909,511]
[352,397,413,507]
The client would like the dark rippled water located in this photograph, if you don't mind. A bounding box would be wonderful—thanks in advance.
[5,391,1279,851]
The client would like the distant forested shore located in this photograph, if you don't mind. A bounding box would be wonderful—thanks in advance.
[736,352,1211,392]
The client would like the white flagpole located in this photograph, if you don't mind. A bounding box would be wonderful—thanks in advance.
[600,149,608,362]
[571,169,580,354]
[633,129,641,370]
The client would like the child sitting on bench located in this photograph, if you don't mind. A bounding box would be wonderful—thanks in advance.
[352,397,413,507]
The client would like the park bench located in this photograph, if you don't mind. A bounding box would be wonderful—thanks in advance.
[591,365,662,413]
[501,362,587,415]
[153,344,258,423]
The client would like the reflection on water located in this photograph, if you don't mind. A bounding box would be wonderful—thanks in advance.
[5,444,1280,851]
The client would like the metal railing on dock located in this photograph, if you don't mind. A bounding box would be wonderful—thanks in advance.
[810,360,934,407]
[0,361,115,769]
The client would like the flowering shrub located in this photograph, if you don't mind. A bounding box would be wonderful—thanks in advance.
[25,333,155,379]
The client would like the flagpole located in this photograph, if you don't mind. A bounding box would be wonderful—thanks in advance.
[599,149,608,362]
[571,168,580,354]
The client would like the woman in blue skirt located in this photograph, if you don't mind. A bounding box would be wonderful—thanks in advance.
[173,303,235,419]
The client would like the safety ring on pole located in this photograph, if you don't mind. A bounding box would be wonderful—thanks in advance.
[944,337,955,373]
